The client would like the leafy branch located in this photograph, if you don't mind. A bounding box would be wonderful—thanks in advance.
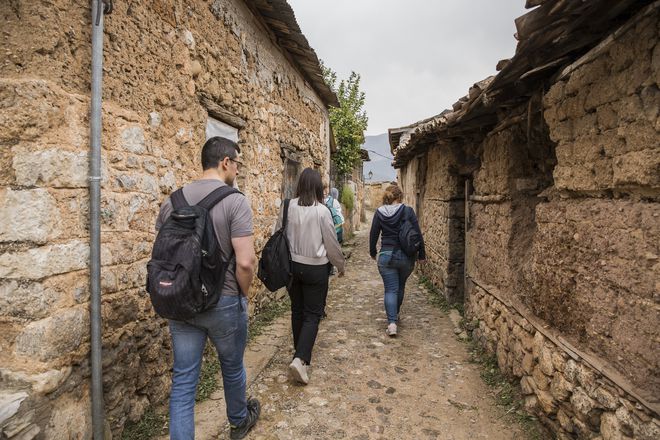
[322,62,368,178]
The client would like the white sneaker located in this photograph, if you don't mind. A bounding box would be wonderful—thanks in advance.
[386,323,397,337]
[288,357,309,385]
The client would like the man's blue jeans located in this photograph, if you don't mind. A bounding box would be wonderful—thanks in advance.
[168,295,248,440]
[377,249,415,324]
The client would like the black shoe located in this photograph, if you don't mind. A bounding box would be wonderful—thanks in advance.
[230,398,261,439]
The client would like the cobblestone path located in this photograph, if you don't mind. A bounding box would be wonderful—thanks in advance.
[233,226,527,440]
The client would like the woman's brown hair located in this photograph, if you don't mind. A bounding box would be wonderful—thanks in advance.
[296,168,324,206]
[382,184,403,205]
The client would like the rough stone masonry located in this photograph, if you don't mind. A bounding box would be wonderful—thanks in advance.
[0,0,335,438]
[391,3,659,439]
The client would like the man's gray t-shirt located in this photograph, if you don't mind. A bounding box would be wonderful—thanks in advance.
[155,179,253,296]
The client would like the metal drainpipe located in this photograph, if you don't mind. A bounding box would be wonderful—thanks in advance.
[90,0,111,438]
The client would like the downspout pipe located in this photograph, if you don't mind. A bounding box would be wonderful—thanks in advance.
[90,0,111,438]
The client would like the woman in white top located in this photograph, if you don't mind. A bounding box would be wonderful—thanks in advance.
[275,168,345,384]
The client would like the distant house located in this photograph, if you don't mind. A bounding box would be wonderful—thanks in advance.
[0,0,336,437]
[389,1,658,438]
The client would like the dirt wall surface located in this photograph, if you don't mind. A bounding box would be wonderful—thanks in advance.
[466,10,660,437]
[530,199,659,391]
[413,146,466,302]
[0,0,332,438]
[533,10,659,393]
[397,154,422,208]
[395,7,659,439]
[363,181,392,210]
[543,9,659,195]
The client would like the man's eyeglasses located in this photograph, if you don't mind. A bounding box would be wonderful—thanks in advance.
[229,157,243,168]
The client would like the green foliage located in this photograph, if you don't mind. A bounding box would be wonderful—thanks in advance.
[121,409,167,440]
[322,61,368,178]
[248,296,290,342]
[340,185,355,212]
[419,275,451,312]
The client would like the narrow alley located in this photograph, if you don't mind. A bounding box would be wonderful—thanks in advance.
[1,2,657,439]
[184,224,535,440]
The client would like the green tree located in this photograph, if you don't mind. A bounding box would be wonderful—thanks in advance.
[322,62,368,178]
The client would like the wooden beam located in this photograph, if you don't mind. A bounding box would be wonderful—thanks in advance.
[519,55,571,80]
[525,0,550,8]
[198,94,247,129]
[468,277,660,416]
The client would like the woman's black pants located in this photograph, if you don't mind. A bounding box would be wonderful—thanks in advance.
[288,261,329,364]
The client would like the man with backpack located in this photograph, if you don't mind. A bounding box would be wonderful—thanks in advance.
[153,136,259,440]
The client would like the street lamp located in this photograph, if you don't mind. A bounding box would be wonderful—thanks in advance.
[368,170,373,180]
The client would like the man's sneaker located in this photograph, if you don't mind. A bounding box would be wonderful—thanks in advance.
[229,398,261,439]
[288,357,309,385]
[386,323,397,337]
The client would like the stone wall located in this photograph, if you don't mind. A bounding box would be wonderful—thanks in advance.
[397,145,468,302]
[533,10,659,395]
[467,118,554,304]
[468,283,659,440]
[543,13,658,196]
[397,155,422,208]
[363,182,389,210]
[465,10,659,438]
[395,8,659,439]
[0,0,331,438]
[416,146,466,302]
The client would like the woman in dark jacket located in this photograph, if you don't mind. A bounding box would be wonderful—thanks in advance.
[369,184,425,337]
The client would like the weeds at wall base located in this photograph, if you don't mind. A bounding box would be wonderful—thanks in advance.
[121,409,168,440]
[467,341,547,440]
[121,297,291,440]
[418,274,451,312]
[417,275,547,440]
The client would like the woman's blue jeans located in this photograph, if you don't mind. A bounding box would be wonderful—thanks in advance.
[377,249,415,324]
[168,295,248,439]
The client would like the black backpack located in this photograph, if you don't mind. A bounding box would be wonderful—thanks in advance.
[398,205,422,257]
[257,199,292,292]
[146,185,239,320]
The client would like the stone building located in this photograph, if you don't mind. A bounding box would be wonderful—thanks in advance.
[364,180,396,210]
[0,0,337,438]
[389,1,659,439]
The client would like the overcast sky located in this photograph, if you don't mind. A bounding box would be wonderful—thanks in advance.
[287,0,528,135]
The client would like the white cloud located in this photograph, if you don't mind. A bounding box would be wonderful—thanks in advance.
[288,0,528,134]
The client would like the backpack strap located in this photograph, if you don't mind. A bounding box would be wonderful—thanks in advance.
[197,185,241,211]
[282,199,291,230]
[198,186,242,287]
[171,188,188,210]
[400,204,410,225]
